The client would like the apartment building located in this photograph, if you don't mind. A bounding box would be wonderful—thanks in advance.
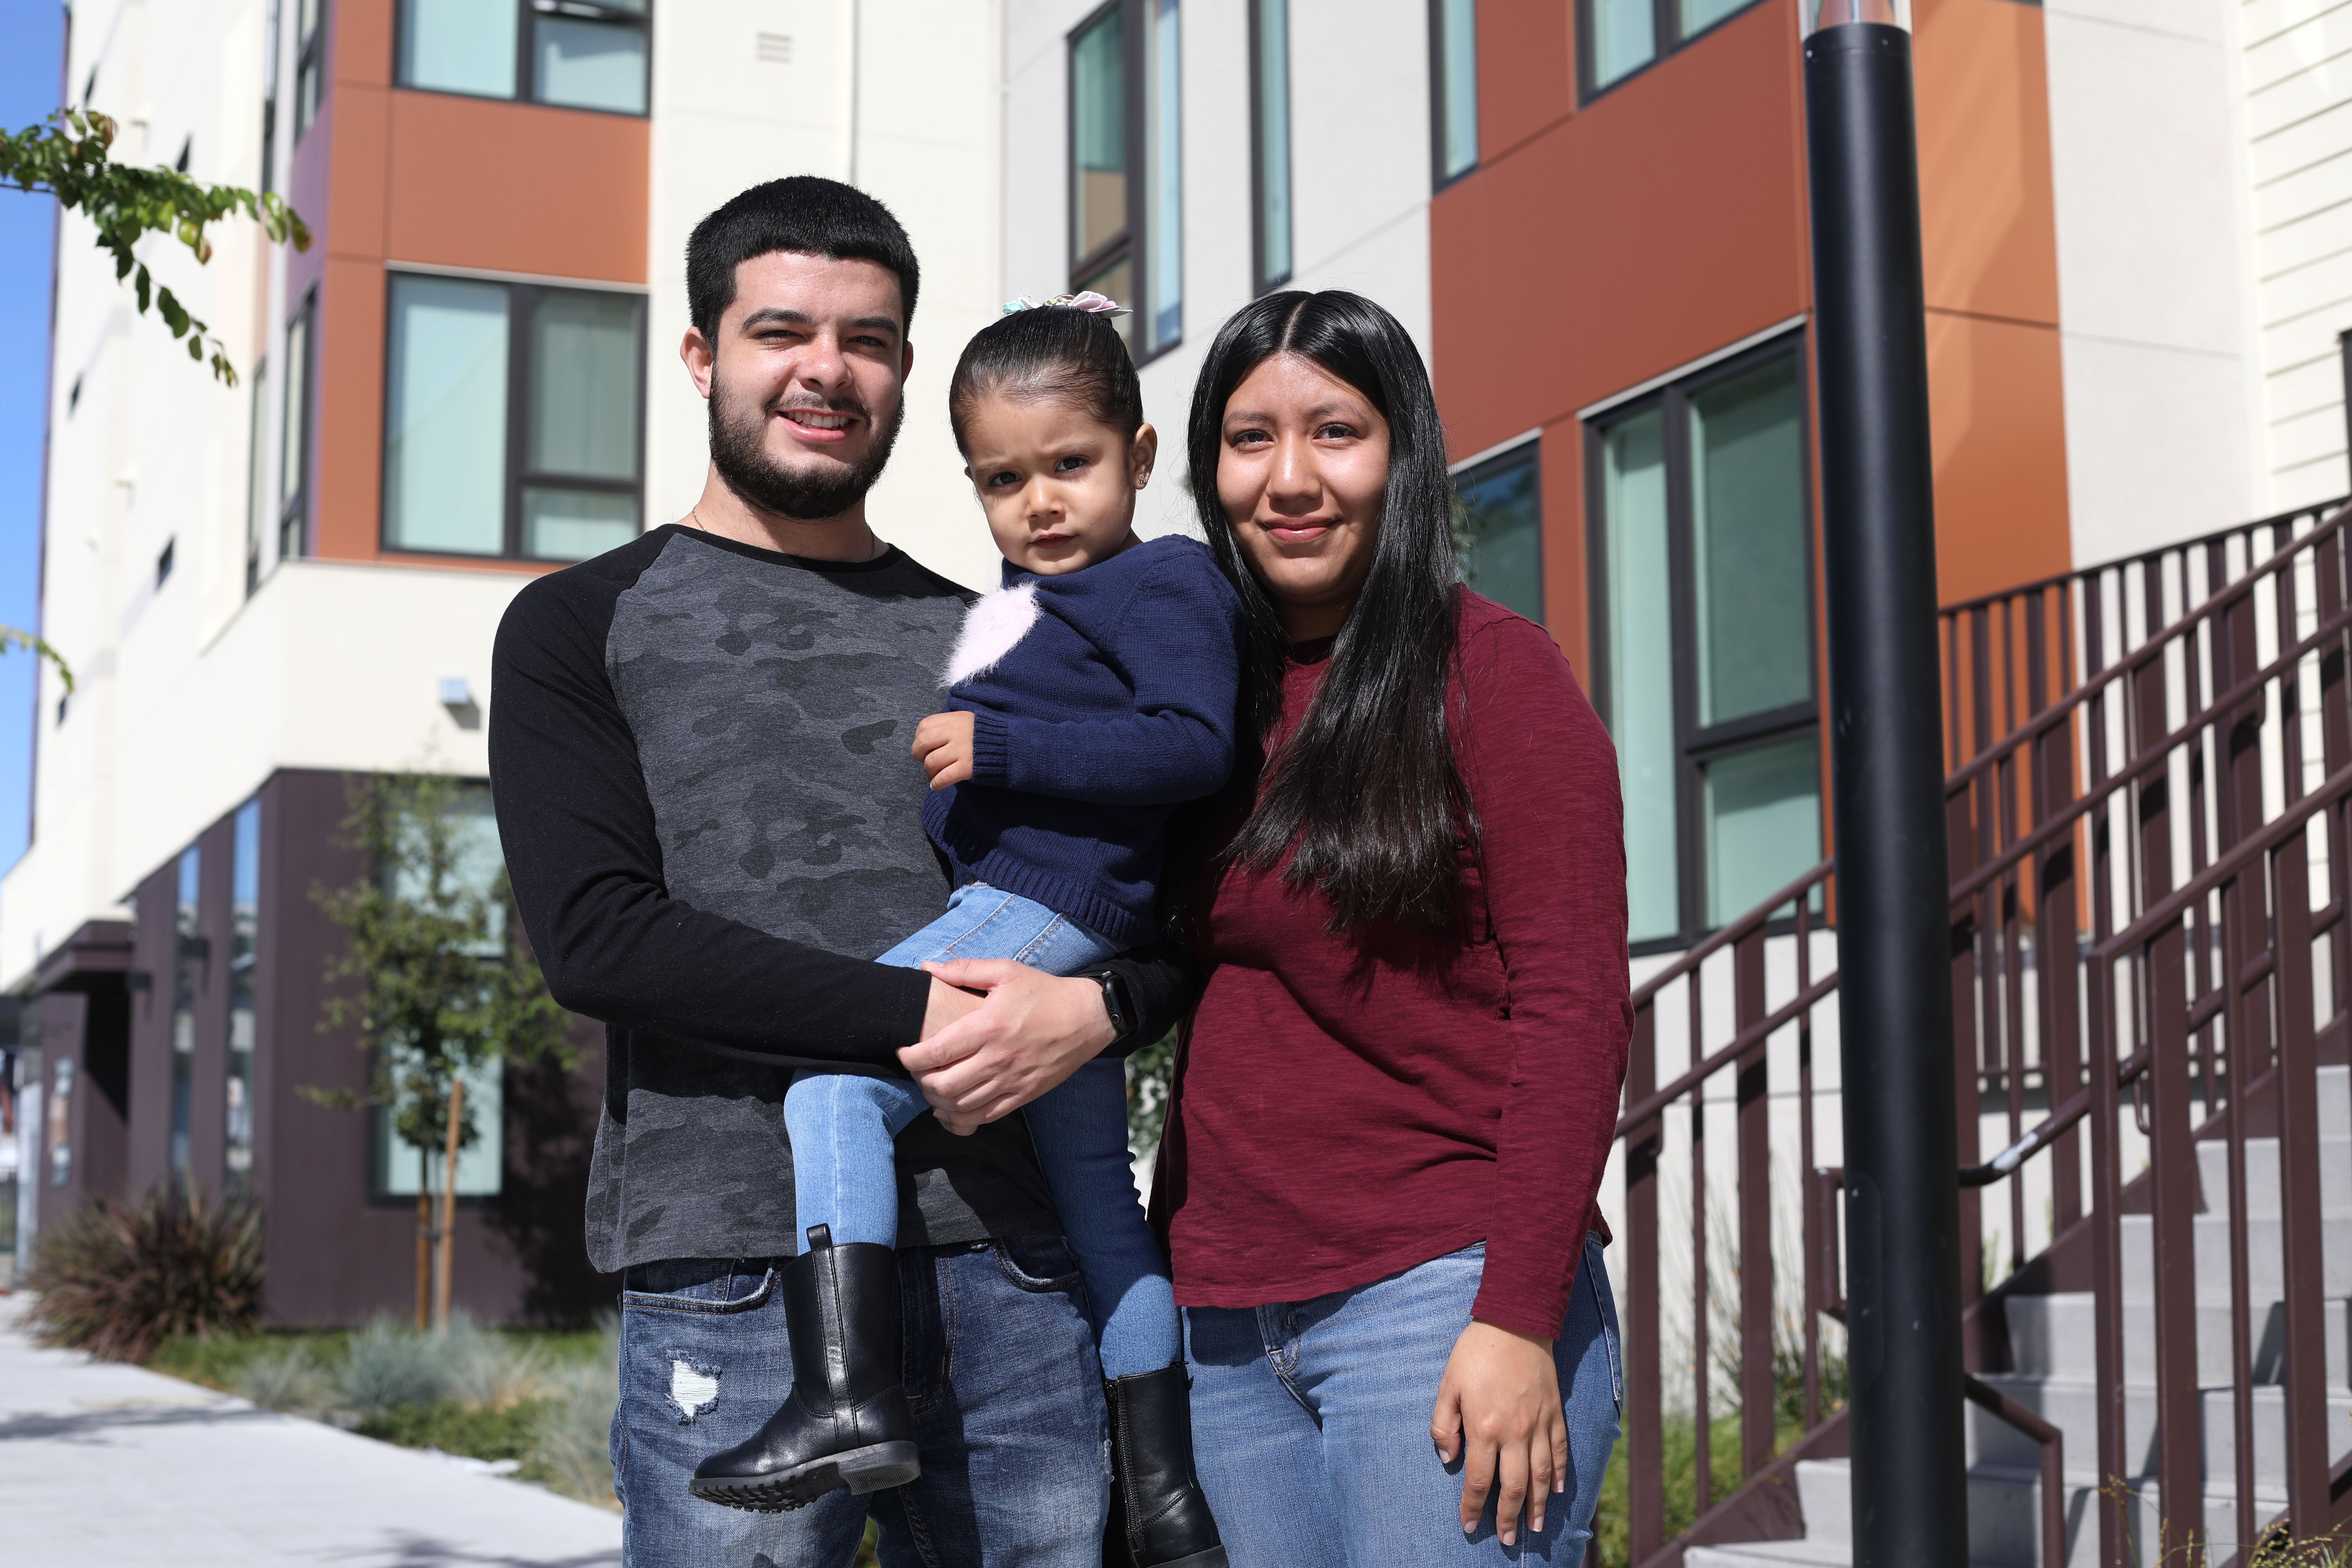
[9,0,2349,1328]
[1,0,1010,1318]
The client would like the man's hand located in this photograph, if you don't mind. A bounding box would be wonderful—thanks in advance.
[897,959,1117,1133]
[913,711,977,790]
[1431,1320,1567,1546]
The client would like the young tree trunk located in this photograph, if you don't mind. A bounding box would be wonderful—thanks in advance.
[414,1147,431,1330]
[434,1076,464,1331]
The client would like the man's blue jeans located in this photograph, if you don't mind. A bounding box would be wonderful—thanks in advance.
[613,1239,1108,1566]
[1183,1236,1623,1565]
[784,882,1182,1378]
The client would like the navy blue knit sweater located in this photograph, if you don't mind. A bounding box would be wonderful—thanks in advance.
[923,534,1243,947]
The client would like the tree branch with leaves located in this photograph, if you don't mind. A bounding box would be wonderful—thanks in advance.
[1,109,310,386]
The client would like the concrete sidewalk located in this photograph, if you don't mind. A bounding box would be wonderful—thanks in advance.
[0,1295,622,1568]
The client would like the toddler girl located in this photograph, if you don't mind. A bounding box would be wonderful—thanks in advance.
[690,295,1237,1568]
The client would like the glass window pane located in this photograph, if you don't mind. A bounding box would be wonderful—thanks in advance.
[386,275,510,555]
[1690,355,1809,727]
[171,846,200,1179]
[1454,448,1542,623]
[1255,0,1291,286]
[245,361,269,585]
[535,18,646,114]
[1072,7,1128,262]
[377,1057,505,1197]
[400,0,518,98]
[1682,0,1752,37]
[280,307,308,508]
[1603,410,1678,943]
[530,292,640,479]
[1591,0,1657,90]
[1076,254,1134,349]
[1144,0,1182,350]
[226,799,260,1184]
[1440,0,1478,180]
[1703,736,1821,927]
[524,488,639,562]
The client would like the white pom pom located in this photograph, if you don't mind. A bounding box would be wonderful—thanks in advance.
[943,582,1042,686]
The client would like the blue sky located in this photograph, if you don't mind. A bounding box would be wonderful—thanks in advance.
[0,2,64,878]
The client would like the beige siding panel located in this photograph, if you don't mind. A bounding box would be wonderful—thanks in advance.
[2245,58,2352,139]
[2241,0,2352,53]
[2268,399,2350,467]
[2252,97,2352,182]
[2267,349,2351,411]
[2259,196,2352,272]
[2261,304,2352,367]
[2255,142,2352,228]
[2259,250,2352,318]
[2244,10,2352,94]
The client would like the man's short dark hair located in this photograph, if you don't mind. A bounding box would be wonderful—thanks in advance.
[686,177,921,343]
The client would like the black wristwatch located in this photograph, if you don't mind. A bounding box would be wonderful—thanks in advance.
[1093,970,1136,1044]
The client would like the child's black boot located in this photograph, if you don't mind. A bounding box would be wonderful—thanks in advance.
[1104,1363,1228,1567]
[688,1226,920,1512]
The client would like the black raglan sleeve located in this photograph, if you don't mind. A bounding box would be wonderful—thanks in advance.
[490,559,931,1065]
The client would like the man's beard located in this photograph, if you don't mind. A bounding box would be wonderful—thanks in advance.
[707,374,905,522]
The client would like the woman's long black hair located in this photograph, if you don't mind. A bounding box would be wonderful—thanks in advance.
[1185,290,1472,931]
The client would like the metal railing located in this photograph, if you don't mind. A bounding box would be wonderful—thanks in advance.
[1611,498,2352,1567]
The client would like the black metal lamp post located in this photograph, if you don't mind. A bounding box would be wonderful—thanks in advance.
[1802,3,1969,1564]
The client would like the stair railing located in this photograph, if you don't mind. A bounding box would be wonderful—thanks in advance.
[1610,497,2352,1568]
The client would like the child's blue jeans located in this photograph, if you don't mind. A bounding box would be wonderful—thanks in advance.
[783,882,1180,1379]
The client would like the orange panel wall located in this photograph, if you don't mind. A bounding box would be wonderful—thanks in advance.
[1433,0,2070,668]
[302,0,650,567]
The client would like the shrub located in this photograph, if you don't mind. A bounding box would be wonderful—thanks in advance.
[338,1317,456,1413]
[236,1342,332,1413]
[442,1314,552,1410]
[24,1178,264,1362]
[525,1318,618,1507]
[360,1398,541,1461]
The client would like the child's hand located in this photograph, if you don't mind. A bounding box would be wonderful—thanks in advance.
[913,711,977,789]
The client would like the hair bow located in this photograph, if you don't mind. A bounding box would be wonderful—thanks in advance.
[1001,290,1133,317]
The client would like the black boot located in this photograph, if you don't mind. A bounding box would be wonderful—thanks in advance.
[1104,1364,1227,1568]
[688,1226,921,1512]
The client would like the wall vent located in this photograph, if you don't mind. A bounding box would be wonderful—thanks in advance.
[755,32,792,64]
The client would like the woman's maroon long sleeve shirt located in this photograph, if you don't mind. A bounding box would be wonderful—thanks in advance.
[1155,593,1633,1339]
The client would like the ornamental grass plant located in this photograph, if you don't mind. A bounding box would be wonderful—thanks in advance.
[23,1178,264,1363]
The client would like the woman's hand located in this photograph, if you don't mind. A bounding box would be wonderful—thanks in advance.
[1431,1320,1567,1546]
[912,711,977,790]
[897,959,1117,1133]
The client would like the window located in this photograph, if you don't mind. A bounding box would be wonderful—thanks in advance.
[1250,0,1292,293]
[372,785,506,1200]
[226,800,259,1187]
[260,0,279,195]
[155,539,174,588]
[1068,0,1182,358]
[280,296,314,562]
[170,847,200,1179]
[245,358,268,595]
[1431,0,1478,187]
[294,0,324,141]
[1452,441,1542,623]
[383,274,645,562]
[1580,0,1766,99]
[1587,341,1817,950]
[398,0,650,116]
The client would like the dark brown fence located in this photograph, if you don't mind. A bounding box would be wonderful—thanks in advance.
[1610,498,2352,1567]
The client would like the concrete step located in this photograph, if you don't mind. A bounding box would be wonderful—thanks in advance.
[1966,1374,2352,1493]
[2005,1291,2352,1386]
[1778,1456,2292,1568]
[2118,1212,2352,1303]
[2194,1134,2352,1220]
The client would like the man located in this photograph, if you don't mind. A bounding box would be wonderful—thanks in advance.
[490,177,1195,1566]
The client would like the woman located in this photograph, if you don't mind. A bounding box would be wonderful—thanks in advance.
[1153,290,1631,1563]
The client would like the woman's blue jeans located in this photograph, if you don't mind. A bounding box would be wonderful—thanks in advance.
[1184,1236,1623,1564]
[783,883,1181,1378]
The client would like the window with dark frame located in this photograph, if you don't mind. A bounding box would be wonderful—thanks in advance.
[382,273,646,563]
[294,0,324,141]
[225,797,260,1188]
[1068,0,1182,359]
[260,0,279,195]
[396,0,651,116]
[1451,439,1543,624]
[279,295,314,563]
[169,846,200,1181]
[1250,0,1292,294]
[1430,0,1477,189]
[1578,0,1766,101]
[245,357,269,596]
[1586,337,1818,953]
